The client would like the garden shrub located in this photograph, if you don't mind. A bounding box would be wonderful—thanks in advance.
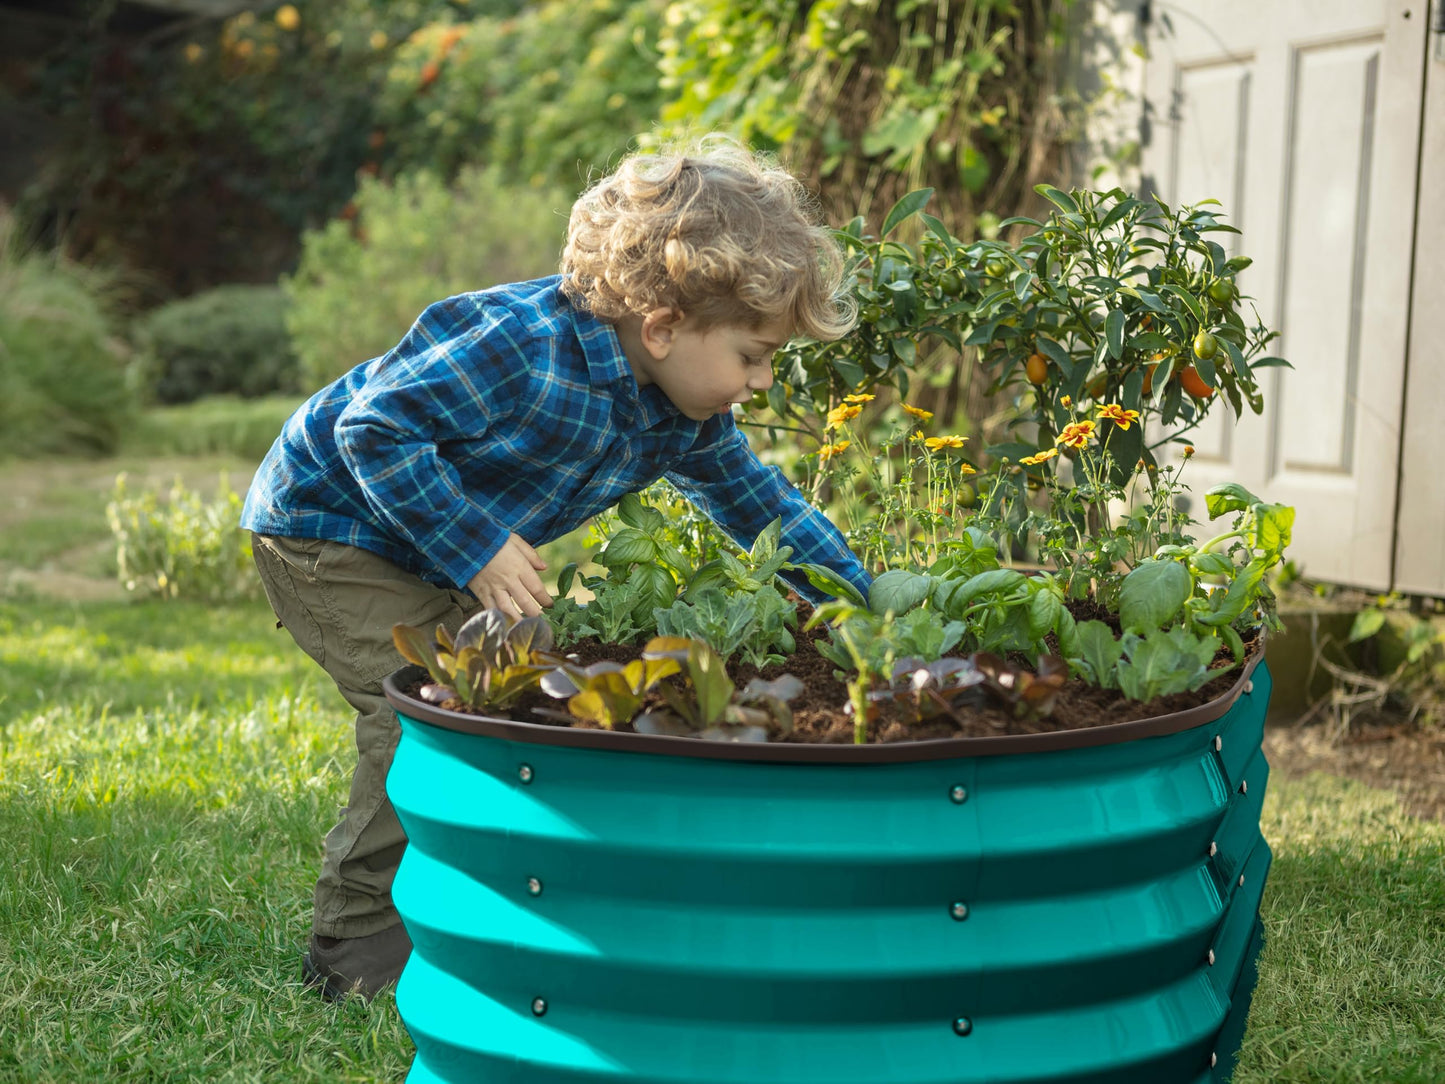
[106,473,260,603]
[132,284,299,404]
[121,394,305,461]
[285,166,569,389]
[0,216,136,458]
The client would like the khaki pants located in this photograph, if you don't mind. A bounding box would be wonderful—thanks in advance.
[251,534,477,938]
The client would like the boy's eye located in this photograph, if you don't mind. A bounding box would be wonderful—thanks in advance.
[743,354,767,367]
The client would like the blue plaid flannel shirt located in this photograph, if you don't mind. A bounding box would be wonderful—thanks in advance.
[240,276,869,603]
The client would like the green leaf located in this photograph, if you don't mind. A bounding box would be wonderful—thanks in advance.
[1349,609,1387,643]
[881,188,935,238]
[1027,589,1062,641]
[1119,558,1193,633]
[597,527,657,568]
[1035,184,1080,214]
[868,569,933,616]
[1073,620,1123,689]
[688,641,734,726]
[943,568,1027,613]
[797,563,868,607]
[1116,627,1220,699]
[751,517,781,566]
[1204,482,1258,520]
[1104,308,1125,359]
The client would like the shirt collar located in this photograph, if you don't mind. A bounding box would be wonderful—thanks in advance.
[557,280,683,430]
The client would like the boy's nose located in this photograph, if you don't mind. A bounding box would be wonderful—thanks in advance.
[748,367,774,392]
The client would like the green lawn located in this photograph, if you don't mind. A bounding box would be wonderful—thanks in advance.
[1,429,1442,1081]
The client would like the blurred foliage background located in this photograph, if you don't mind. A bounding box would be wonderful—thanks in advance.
[0,0,1092,457]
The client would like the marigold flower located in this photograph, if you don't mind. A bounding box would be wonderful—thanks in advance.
[1096,403,1141,430]
[901,403,934,422]
[817,440,851,462]
[909,432,927,442]
[1183,445,1196,459]
[1060,395,1072,409]
[923,435,968,451]
[1055,420,1096,449]
[1020,447,1060,466]
[826,403,862,429]
[843,392,875,404]
[274,4,300,30]
[956,463,977,475]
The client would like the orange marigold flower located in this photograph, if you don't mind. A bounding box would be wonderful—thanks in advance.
[923,435,968,451]
[1183,445,1196,459]
[1055,420,1096,449]
[817,440,851,462]
[1020,447,1060,466]
[1096,403,1141,430]
[956,463,977,475]
[1060,395,1073,409]
[843,392,875,404]
[901,402,934,422]
[826,403,862,429]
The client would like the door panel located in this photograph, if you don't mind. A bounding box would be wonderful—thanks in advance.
[1141,2,1426,589]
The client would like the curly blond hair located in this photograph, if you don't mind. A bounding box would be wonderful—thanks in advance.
[560,137,855,341]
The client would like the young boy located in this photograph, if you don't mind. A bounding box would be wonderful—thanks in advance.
[241,138,870,1001]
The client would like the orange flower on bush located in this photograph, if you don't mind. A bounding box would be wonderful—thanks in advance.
[1096,403,1141,430]
[1020,447,1059,466]
[1055,420,1096,449]
[843,392,875,405]
[901,403,934,422]
[817,440,850,462]
[923,435,967,451]
[826,403,862,429]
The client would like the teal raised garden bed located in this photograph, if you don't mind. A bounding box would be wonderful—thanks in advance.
[383,653,1270,1084]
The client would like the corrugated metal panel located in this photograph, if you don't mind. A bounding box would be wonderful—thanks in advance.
[386,664,1272,1083]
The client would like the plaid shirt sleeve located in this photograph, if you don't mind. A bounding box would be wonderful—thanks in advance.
[332,299,529,589]
[665,417,870,604]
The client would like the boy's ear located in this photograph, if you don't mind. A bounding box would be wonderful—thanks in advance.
[639,307,685,359]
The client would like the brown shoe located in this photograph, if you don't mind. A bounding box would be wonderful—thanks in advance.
[301,923,412,1002]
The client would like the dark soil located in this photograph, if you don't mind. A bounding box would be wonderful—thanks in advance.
[418,600,1261,745]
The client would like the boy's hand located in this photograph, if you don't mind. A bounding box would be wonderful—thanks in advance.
[468,533,552,616]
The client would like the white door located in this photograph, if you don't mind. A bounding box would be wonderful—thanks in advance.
[1139,0,1429,590]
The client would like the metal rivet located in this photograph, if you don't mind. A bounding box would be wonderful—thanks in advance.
[950,901,969,921]
[518,764,534,783]
[1238,874,1246,887]
[1208,949,1216,966]
[527,877,543,897]
[1240,780,1248,795]
[531,997,547,1016]
[949,785,968,804]
[952,1016,973,1036]
[1209,841,1218,857]
[1245,680,1254,694]
[1210,1052,1218,1067]
[1214,735,1222,752]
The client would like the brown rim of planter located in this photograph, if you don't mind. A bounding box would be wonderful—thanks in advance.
[382,643,1267,765]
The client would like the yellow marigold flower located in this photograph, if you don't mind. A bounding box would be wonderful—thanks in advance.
[817,440,851,462]
[957,463,977,475]
[1020,447,1060,466]
[843,392,875,404]
[1055,420,1096,449]
[275,4,300,30]
[1060,395,1073,409]
[825,403,862,429]
[1096,403,1141,430]
[901,403,934,422]
[909,432,927,442]
[923,435,968,451]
